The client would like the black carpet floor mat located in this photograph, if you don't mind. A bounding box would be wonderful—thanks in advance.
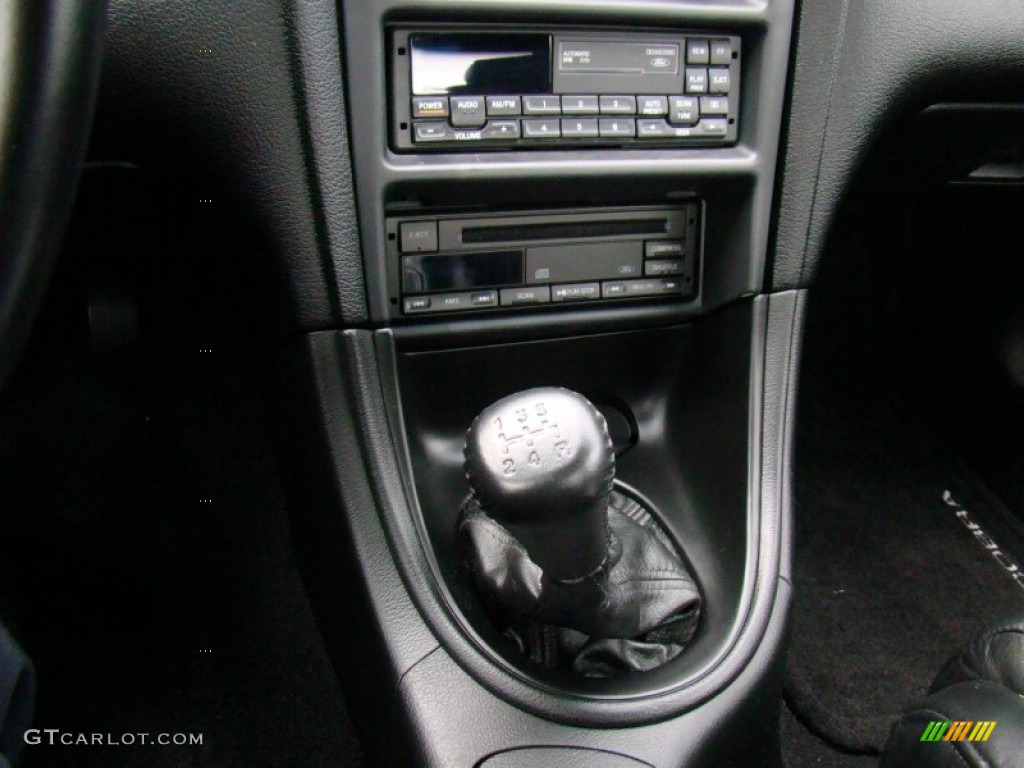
[786,350,1024,754]
[0,345,364,768]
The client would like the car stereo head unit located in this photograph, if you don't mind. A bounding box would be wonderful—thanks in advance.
[385,205,700,319]
[389,27,740,151]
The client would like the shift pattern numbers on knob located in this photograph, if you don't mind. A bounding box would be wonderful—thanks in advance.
[492,399,571,478]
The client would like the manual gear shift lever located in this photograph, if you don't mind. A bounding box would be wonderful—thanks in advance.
[463,387,613,581]
[458,386,702,676]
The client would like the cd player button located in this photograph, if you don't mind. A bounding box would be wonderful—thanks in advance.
[645,241,685,257]
[403,296,432,314]
[602,281,628,298]
[411,97,449,119]
[522,118,561,138]
[561,118,599,138]
[599,95,636,115]
[413,122,452,142]
[637,119,671,138]
[698,118,728,137]
[598,118,636,138]
[637,96,668,116]
[522,95,562,115]
[645,259,685,276]
[685,68,708,94]
[708,68,731,94]
[470,291,498,307]
[482,120,521,140]
[669,96,699,125]
[686,39,710,65]
[700,96,729,116]
[449,96,487,127]
[399,221,438,253]
[486,95,521,116]
[561,95,599,114]
[551,283,600,302]
[710,39,733,66]
[500,286,551,306]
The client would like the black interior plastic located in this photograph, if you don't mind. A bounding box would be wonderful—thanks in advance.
[392,301,755,697]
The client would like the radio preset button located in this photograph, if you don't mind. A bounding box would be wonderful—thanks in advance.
[710,39,733,65]
[411,97,449,118]
[700,96,729,115]
[686,39,710,65]
[399,221,439,253]
[551,283,600,302]
[482,120,521,140]
[598,118,636,138]
[523,118,561,138]
[637,96,668,116]
[561,118,599,137]
[403,296,432,314]
[645,241,685,257]
[500,286,551,306]
[413,122,452,142]
[449,96,487,127]
[522,95,562,115]
[561,95,599,114]
[685,68,708,94]
[599,95,637,115]
[669,96,699,125]
[486,95,521,116]
[708,68,731,94]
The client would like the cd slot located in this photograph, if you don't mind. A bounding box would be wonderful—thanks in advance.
[462,218,668,244]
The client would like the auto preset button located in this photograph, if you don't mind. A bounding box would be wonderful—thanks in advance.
[637,96,668,116]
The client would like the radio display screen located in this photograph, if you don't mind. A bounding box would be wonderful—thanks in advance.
[402,250,525,293]
[410,33,551,95]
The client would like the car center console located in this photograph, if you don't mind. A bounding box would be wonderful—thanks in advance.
[286,1,799,765]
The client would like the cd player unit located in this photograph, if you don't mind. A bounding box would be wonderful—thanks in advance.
[386,205,700,318]
[389,27,741,151]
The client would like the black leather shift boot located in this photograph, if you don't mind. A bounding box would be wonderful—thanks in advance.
[459,489,702,677]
